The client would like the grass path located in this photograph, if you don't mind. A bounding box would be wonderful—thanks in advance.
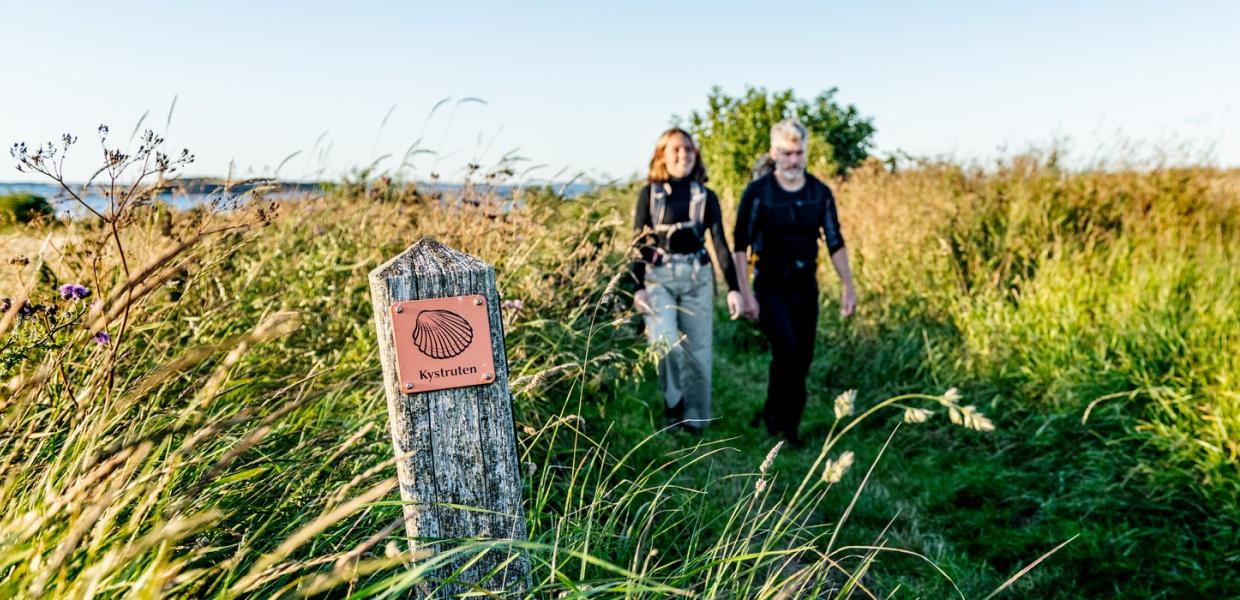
[582,299,1240,598]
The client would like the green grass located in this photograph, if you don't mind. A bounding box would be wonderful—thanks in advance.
[1,152,1237,597]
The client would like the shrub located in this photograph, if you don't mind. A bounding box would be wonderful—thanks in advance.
[0,192,53,225]
[683,86,876,201]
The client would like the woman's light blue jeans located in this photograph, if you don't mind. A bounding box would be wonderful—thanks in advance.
[643,256,714,429]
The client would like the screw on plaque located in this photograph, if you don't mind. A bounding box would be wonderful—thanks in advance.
[395,306,403,313]
[474,297,483,305]
[405,383,414,390]
[482,373,493,381]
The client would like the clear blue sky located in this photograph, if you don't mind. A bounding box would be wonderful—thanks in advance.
[3,1,1237,183]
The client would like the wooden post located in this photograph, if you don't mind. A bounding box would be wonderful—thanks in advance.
[368,237,528,593]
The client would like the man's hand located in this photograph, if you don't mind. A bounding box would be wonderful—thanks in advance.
[634,289,653,315]
[829,248,856,319]
[744,293,760,322]
[840,285,856,318]
[726,290,744,320]
[731,250,760,322]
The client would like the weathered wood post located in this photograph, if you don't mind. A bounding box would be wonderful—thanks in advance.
[368,237,528,593]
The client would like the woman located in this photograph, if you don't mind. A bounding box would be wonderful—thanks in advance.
[732,118,857,448]
[631,128,744,434]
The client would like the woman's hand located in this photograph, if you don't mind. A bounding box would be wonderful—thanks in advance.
[840,284,856,318]
[726,290,744,320]
[634,289,653,315]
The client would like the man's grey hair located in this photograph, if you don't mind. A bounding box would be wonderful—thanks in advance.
[770,118,808,147]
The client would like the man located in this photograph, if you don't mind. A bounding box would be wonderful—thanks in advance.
[732,118,857,447]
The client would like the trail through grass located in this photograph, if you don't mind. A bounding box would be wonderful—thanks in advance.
[1,143,1237,597]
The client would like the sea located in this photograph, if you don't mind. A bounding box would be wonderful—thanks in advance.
[0,180,598,217]
[0,181,313,217]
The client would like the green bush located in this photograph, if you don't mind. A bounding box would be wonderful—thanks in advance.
[0,192,53,225]
[683,86,876,201]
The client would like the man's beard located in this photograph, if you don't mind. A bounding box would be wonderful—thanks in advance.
[777,166,805,180]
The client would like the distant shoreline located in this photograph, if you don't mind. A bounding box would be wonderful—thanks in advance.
[0,178,600,216]
[0,177,602,190]
[0,178,322,195]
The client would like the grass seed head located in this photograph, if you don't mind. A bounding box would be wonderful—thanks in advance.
[821,451,856,484]
[903,407,933,423]
[834,389,857,420]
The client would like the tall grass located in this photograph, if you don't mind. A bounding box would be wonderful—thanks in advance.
[796,154,1240,596]
[2,128,1236,597]
[833,155,1239,496]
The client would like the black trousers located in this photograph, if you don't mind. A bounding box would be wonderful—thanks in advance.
[755,268,819,440]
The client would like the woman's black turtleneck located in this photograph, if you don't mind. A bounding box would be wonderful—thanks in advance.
[630,176,740,292]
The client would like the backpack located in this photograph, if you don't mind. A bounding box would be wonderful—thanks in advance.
[649,180,708,242]
[745,155,825,257]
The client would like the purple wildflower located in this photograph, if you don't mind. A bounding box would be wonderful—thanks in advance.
[1,297,10,313]
[501,299,525,312]
[93,330,112,346]
[58,283,91,300]
[18,302,36,317]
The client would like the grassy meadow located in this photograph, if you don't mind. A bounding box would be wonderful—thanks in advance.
[1,142,1237,597]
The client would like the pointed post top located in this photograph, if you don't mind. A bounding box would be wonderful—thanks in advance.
[370,237,490,281]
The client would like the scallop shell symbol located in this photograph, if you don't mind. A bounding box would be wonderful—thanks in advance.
[411,310,474,359]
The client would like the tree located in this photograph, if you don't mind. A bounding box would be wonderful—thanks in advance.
[682,86,876,201]
[0,193,53,225]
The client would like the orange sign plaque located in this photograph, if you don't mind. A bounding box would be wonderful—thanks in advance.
[390,294,496,393]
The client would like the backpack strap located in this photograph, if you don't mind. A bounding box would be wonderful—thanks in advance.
[649,182,670,228]
[747,175,770,255]
[806,174,824,207]
[651,181,708,243]
[689,181,708,240]
[807,174,845,253]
